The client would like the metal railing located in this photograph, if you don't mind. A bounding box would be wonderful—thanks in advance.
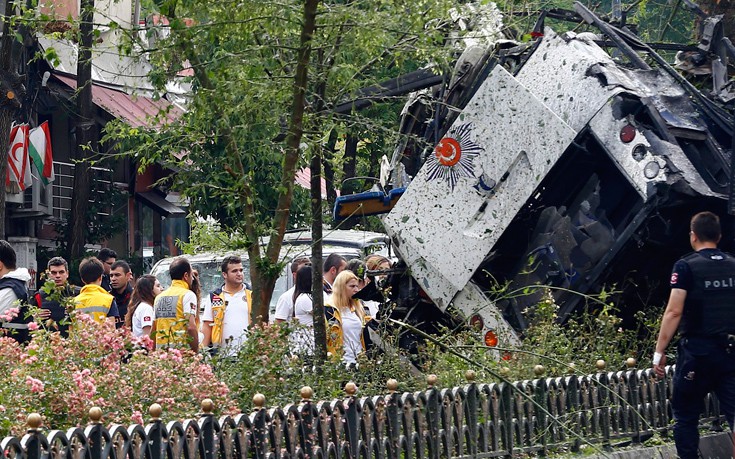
[0,364,723,459]
[52,161,115,220]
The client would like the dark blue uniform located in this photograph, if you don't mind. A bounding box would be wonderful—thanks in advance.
[669,248,735,459]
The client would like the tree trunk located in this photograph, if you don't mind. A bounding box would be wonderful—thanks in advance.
[310,141,327,365]
[0,109,10,240]
[252,0,319,322]
[0,0,22,240]
[68,0,96,260]
[340,133,358,195]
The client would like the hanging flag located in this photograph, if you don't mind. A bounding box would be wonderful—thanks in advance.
[6,124,32,192]
[28,121,54,185]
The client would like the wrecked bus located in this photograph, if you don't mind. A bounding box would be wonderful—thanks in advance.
[337,3,735,348]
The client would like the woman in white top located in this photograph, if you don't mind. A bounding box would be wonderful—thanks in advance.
[291,264,314,354]
[125,275,163,337]
[325,271,371,365]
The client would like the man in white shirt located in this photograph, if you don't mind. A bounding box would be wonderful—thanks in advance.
[274,257,311,324]
[201,255,251,357]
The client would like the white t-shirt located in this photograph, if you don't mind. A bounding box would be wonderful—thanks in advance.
[131,302,154,337]
[181,290,198,316]
[341,309,363,364]
[273,286,296,321]
[202,286,249,357]
[291,293,314,354]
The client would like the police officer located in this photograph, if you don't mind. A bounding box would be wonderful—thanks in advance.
[653,211,735,459]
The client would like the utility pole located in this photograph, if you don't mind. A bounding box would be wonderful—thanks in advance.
[68,0,96,259]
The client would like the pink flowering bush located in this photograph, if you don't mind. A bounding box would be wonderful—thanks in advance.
[0,313,237,436]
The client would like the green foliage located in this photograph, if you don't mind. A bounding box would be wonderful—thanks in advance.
[214,323,422,409]
[106,0,455,236]
[211,281,661,410]
[178,219,253,255]
[420,286,661,384]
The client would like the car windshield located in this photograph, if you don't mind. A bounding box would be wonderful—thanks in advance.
[152,257,251,294]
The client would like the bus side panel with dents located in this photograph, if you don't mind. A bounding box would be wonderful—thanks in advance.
[515,30,628,132]
[384,66,576,309]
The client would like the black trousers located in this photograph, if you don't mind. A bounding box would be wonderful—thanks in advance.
[672,337,735,459]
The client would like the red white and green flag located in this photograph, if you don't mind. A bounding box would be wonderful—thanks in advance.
[28,121,54,185]
[6,123,32,192]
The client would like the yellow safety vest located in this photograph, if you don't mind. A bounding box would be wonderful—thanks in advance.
[324,303,368,358]
[74,284,115,324]
[153,279,195,348]
[210,286,252,345]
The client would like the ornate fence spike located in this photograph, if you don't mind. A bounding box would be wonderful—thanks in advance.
[533,365,545,377]
[626,357,637,368]
[567,362,576,374]
[465,370,476,382]
[252,393,266,411]
[344,381,358,396]
[200,398,214,415]
[300,386,314,402]
[88,407,103,424]
[427,374,438,388]
[596,359,607,371]
[386,378,399,393]
[149,403,163,421]
[26,413,42,431]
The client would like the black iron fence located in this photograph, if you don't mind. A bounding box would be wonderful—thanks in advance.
[1,364,723,459]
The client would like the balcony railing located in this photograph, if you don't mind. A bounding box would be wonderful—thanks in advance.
[0,365,724,459]
[51,161,115,220]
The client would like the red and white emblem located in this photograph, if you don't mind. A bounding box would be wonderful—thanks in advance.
[425,123,484,189]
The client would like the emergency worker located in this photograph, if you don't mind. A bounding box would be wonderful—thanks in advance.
[325,270,372,366]
[74,257,119,324]
[152,257,199,352]
[201,255,252,357]
[653,211,735,459]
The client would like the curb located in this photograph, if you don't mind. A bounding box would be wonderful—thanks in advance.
[586,432,733,459]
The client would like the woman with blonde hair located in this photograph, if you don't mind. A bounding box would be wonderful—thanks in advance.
[325,270,372,365]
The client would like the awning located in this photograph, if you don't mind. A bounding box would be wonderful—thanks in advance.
[53,73,183,128]
[136,191,186,217]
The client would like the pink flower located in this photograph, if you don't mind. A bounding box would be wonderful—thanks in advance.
[0,307,19,322]
[27,322,39,331]
[131,410,144,425]
[25,376,45,393]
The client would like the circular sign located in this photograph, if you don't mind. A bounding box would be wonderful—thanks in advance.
[434,138,461,166]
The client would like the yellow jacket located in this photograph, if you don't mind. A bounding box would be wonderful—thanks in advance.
[209,286,252,345]
[74,284,116,324]
[153,280,196,348]
[324,303,369,358]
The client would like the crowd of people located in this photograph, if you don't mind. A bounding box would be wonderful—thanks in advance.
[0,243,393,366]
